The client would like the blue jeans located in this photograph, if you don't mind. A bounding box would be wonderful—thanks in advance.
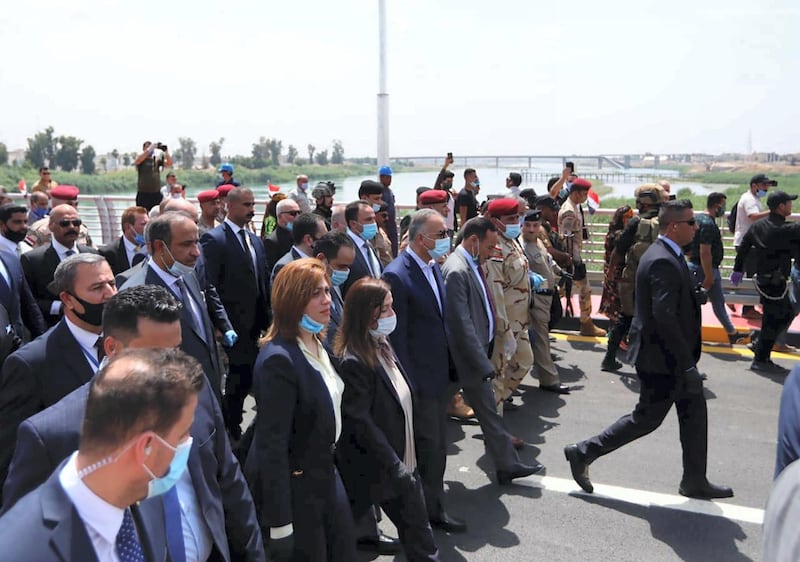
[688,263,735,334]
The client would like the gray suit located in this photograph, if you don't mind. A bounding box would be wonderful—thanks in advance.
[441,248,522,473]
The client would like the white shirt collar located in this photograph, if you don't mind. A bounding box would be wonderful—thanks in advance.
[224,217,246,234]
[59,451,124,547]
[122,235,139,253]
[406,246,433,270]
[64,316,102,352]
[457,246,479,273]
[347,228,367,247]
[51,237,78,258]
[0,235,19,255]
[292,245,310,259]
[148,258,180,289]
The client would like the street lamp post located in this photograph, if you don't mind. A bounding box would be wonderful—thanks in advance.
[377,0,389,168]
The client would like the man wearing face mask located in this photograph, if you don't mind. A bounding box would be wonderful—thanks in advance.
[382,209,467,532]
[270,213,328,287]
[342,200,382,296]
[558,178,605,337]
[484,198,533,414]
[0,253,116,499]
[27,191,49,227]
[359,180,385,213]
[457,168,480,227]
[99,206,150,276]
[0,349,203,562]
[313,231,356,352]
[311,182,335,230]
[288,174,311,213]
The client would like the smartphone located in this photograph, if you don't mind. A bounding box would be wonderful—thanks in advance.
[447,152,453,160]
[566,161,575,173]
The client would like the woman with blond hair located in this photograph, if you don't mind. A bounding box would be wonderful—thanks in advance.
[245,258,356,562]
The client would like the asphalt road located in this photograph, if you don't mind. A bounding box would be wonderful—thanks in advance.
[354,333,792,562]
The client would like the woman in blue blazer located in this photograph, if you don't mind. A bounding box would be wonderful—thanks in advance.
[245,258,356,562]
[335,278,440,562]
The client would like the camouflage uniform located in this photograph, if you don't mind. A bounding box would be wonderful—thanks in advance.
[558,198,595,326]
[26,216,93,249]
[524,235,561,387]
[485,232,532,406]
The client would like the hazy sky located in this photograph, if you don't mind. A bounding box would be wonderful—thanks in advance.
[1,0,797,159]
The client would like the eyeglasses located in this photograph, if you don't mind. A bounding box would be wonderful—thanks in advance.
[423,230,449,240]
[674,219,696,226]
[58,219,83,228]
[280,210,302,217]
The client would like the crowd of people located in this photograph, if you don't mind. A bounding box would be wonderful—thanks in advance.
[0,149,798,560]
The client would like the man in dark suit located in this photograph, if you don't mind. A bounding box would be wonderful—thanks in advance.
[3,287,265,562]
[270,212,327,287]
[0,253,116,501]
[0,349,201,562]
[201,187,270,440]
[442,217,543,485]
[0,202,34,257]
[21,204,99,326]
[98,205,149,275]
[342,200,383,296]
[263,197,300,272]
[122,211,227,399]
[383,209,466,532]
[313,231,355,352]
[564,200,733,500]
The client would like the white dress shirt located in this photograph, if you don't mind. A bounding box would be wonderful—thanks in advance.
[458,246,495,339]
[225,218,258,275]
[50,239,80,315]
[406,247,442,312]
[0,235,20,257]
[64,317,103,374]
[347,229,380,277]
[122,235,147,268]
[297,336,344,441]
[149,260,206,338]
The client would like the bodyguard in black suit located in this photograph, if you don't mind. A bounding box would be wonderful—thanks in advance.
[21,204,99,326]
[201,188,270,439]
[263,198,300,271]
[98,205,150,275]
[565,200,733,500]
[0,250,46,342]
[269,212,328,288]
[0,253,115,499]
[342,200,383,297]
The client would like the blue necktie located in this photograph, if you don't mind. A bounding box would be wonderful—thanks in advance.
[116,509,145,562]
[163,487,186,562]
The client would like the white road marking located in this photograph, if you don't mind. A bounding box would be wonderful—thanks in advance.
[510,475,765,525]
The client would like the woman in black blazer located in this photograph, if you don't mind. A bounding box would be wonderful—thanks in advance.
[245,258,356,562]
[335,277,440,562]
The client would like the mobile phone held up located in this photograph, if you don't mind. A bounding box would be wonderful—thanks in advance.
[566,161,575,173]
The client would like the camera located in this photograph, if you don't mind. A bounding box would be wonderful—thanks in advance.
[155,142,168,152]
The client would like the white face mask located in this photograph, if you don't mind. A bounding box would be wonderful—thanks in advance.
[369,313,397,337]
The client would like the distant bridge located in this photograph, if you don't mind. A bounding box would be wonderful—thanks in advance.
[390,153,713,170]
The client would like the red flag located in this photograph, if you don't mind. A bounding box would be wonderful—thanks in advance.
[18,179,26,193]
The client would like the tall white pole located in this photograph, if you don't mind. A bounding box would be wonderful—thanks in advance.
[377,0,389,167]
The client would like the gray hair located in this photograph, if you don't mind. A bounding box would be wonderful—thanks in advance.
[276,198,298,214]
[408,209,440,242]
[53,253,108,294]
[145,211,192,249]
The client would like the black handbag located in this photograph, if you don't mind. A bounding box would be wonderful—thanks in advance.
[572,263,587,281]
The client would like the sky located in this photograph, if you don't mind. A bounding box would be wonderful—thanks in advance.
[1,0,798,159]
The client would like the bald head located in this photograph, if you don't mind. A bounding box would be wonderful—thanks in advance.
[49,204,81,247]
[163,198,198,222]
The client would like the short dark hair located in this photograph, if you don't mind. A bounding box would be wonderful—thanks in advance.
[707,192,727,209]
[145,211,191,251]
[39,166,49,173]
[313,231,354,261]
[443,171,455,179]
[461,216,498,241]
[80,349,204,455]
[358,180,384,198]
[344,200,370,226]
[464,168,476,179]
[0,203,28,223]
[292,213,324,244]
[103,286,182,342]
[658,199,694,232]
[547,176,560,190]
[508,172,522,187]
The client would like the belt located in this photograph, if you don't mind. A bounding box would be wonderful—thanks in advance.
[535,289,555,296]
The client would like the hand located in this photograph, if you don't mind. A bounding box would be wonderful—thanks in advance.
[730,271,744,286]
[445,154,454,166]
[685,366,704,395]
[702,278,713,291]
[561,167,571,180]
[223,329,239,348]
[267,534,294,562]
[393,462,417,494]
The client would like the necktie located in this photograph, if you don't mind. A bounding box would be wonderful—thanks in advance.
[95,336,105,362]
[131,253,146,267]
[65,249,75,257]
[116,509,145,562]
[366,242,381,277]
[239,229,257,278]
[163,488,187,562]
[176,278,206,342]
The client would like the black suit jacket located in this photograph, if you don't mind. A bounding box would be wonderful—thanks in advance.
[2,378,264,561]
[341,233,382,297]
[0,319,95,497]
[0,463,168,562]
[337,352,413,517]
[121,264,226,398]
[382,251,450,397]
[99,235,145,276]
[201,224,269,366]
[627,238,702,376]
[20,243,98,326]
[263,225,293,272]
[269,247,303,289]
[0,250,46,340]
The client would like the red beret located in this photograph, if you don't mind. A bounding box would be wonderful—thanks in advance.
[419,190,448,205]
[50,185,79,200]
[197,190,220,203]
[571,178,592,190]
[216,184,234,197]
[487,198,520,217]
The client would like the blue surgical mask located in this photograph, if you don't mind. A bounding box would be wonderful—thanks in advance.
[559,187,569,199]
[372,204,382,213]
[471,180,480,188]
[300,314,325,334]
[504,223,521,239]
[369,313,397,338]
[360,222,378,240]
[330,268,350,287]
[286,221,294,232]
[300,182,309,191]
[134,233,146,246]
[142,434,193,499]
[756,189,768,198]
[31,207,48,221]
[164,246,195,278]
[428,237,450,260]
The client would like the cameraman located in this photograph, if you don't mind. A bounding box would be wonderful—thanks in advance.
[134,140,173,211]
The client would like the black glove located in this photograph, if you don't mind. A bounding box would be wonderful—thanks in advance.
[684,366,704,395]
[393,462,417,495]
[267,534,294,562]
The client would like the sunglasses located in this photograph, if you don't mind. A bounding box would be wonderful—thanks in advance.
[280,210,302,217]
[423,229,449,240]
[58,219,83,228]
[675,219,696,226]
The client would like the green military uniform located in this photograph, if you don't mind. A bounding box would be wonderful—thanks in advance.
[524,234,561,387]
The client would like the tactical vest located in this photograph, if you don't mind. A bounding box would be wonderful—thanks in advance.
[621,216,659,283]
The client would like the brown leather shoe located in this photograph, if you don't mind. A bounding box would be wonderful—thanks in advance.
[446,392,475,420]
[580,320,606,337]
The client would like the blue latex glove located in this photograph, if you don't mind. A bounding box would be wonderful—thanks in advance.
[223,330,238,347]
[528,271,544,291]
[730,271,744,287]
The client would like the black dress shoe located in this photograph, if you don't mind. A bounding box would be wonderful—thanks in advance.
[540,383,571,395]
[679,481,734,500]
[356,530,402,554]
[600,359,623,372]
[496,462,544,485]
[564,444,593,493]
[429,511,467,533]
